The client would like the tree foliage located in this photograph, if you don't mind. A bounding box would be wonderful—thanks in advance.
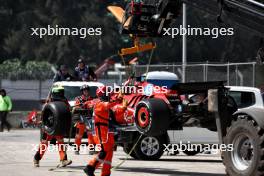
[0,0,262,66]
[0,59,53,80]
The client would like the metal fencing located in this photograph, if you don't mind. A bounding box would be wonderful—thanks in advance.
[0,62,258,101]
[134,62,257,87]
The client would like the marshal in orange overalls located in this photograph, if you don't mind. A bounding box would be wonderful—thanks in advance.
[74,94,94,153]
[83,86,126,176]
[33,86,72,167]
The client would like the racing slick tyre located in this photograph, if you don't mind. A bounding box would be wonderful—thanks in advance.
[133,135,165,160]
[222,115,264,176]
[42,102,72,136]
[123,143,139,159]
[135,98,170,136]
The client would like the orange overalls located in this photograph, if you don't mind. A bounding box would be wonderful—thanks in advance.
[74,95,94,151]
[34,133,67,161]
[34,98,69,162]
[85,100,122,176]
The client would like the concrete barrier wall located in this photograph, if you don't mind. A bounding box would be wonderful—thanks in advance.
[12,100,42,111]
[1,79,52,100]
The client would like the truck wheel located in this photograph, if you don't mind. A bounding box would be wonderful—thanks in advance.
[223,115,264,176]
[42,102,72,136]
[133,135,165,160]
[123,143,139,159]
[135,98,170,136]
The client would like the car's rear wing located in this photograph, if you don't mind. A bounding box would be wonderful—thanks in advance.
[171,81,230,143]
[171,81,226,94]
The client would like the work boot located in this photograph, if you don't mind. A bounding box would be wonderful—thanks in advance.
[33,159,39,167]
[59,160,72,167]
[83,165,95,176]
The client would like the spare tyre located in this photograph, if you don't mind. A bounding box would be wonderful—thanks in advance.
[135,98,170,136]
[42,102,72,136]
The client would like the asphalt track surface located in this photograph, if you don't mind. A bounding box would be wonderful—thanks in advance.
[0,130,226,176]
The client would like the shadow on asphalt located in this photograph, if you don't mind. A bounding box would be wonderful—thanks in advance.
[53,165,85,170]
[53,165,225,176]
[119,158,223,163]
[115,166,225,176]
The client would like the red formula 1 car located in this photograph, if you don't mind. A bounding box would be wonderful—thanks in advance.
[108,71,234,160]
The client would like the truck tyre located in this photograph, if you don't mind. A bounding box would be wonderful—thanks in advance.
[135,98,170,136]
[133,135,165,160]
[223,115,264,176]
[42,102,72,136]
[123,143,139,159]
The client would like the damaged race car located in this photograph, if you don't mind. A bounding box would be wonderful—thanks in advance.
[113,71,234,160]
[39,72,231,159]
